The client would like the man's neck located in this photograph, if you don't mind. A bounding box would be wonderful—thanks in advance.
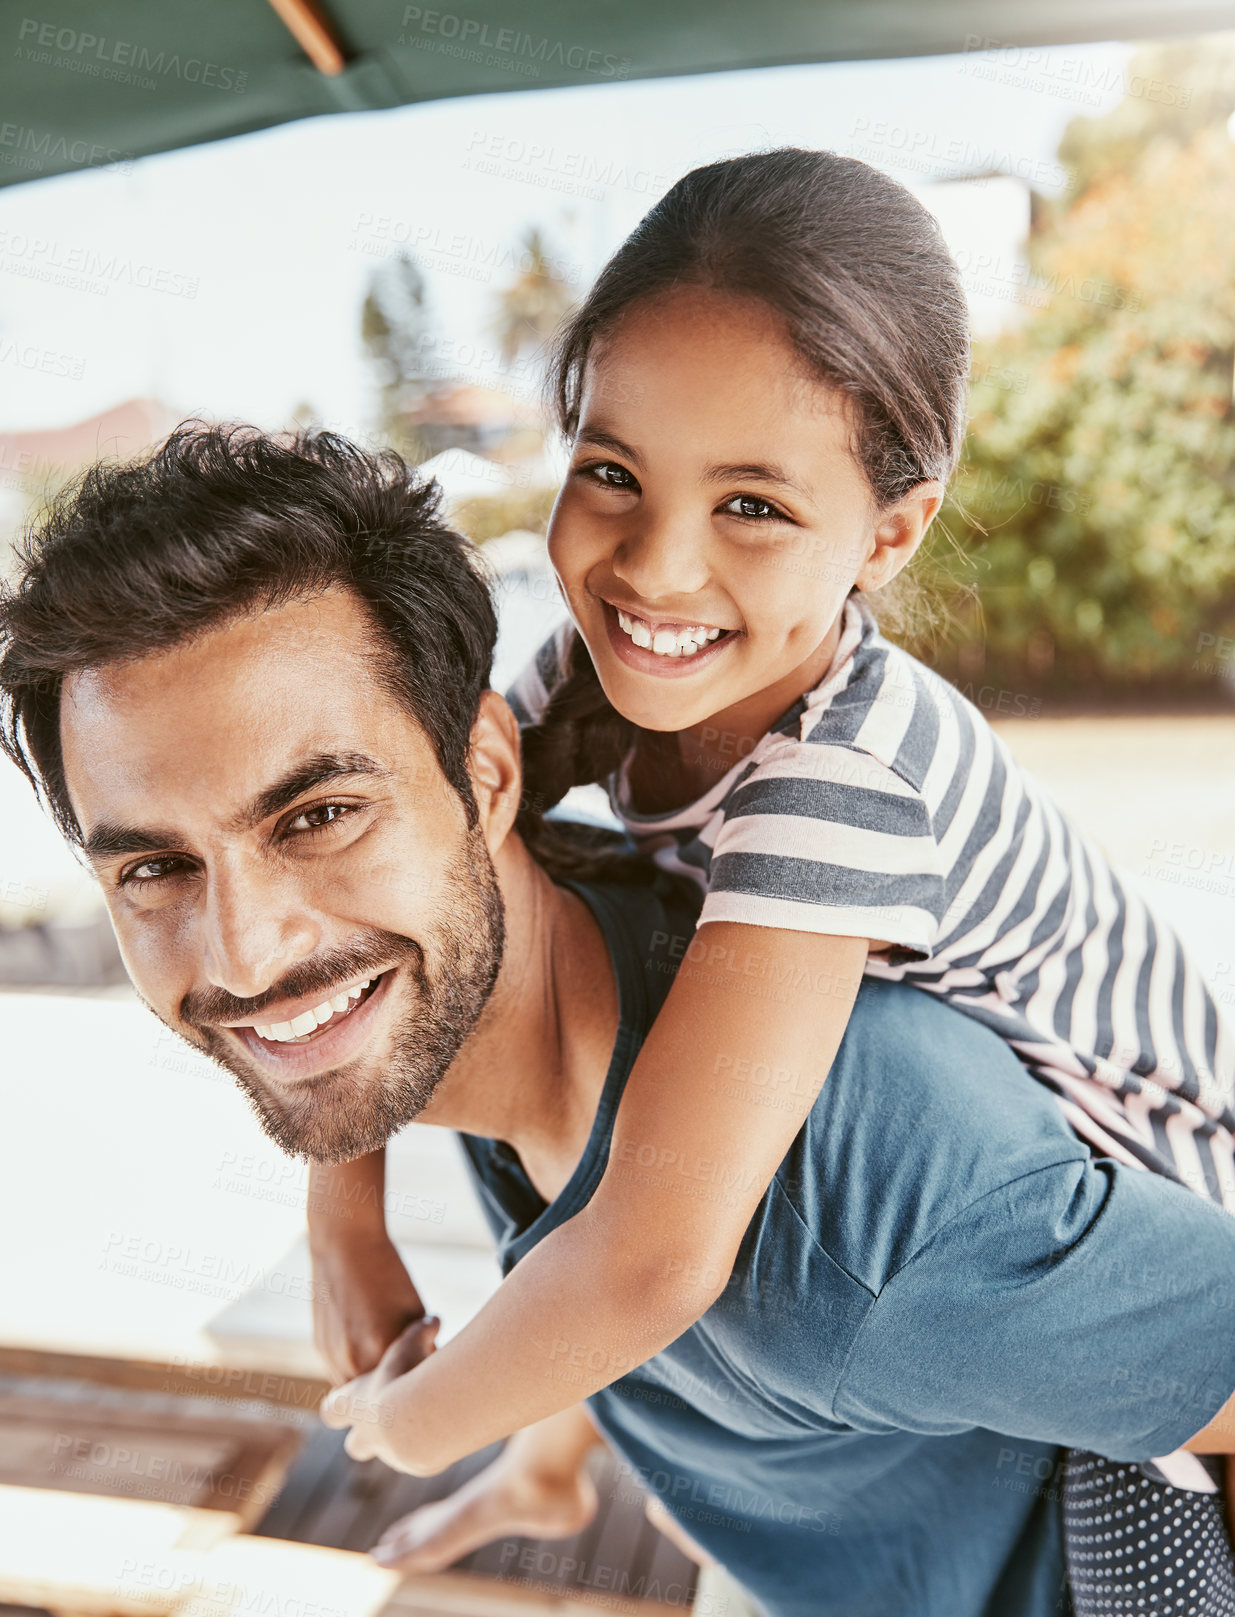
[417,838,620,1202]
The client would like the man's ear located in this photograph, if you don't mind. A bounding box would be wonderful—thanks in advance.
[854,481,946,594]
[467,690,524,856]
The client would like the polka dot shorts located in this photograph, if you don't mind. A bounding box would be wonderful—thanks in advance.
[1064,1451,1235,1615]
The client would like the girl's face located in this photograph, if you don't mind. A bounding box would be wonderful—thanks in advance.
[547,289,941,736]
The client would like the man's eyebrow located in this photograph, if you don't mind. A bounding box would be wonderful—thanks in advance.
[573,426,644,468]
[82,824,187,865]
[80,753,391,867]
[232,752,392,831]
[704,460,814,503]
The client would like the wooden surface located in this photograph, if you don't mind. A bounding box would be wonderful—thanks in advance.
[0,1380,304,1529]
[0,1446,695,1617]
[0,1376,695,1614]
[0,1484,689,1617]
[0,1485,239,1615]
[256,1425,697,1608]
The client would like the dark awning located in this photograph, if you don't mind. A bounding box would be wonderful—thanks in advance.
[4,0,1235,189]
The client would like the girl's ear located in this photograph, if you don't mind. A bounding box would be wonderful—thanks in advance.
[855,481,946,594]
[467,690,524,856]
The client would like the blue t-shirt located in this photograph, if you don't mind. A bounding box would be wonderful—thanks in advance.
[457,875,1235,1617]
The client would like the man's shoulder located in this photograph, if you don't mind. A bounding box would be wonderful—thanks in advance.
[776,979,1092,1294]
[564,868,703,1027]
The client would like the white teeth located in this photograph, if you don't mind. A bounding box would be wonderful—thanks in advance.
[615,609,725,658]
[252,978,375,1043]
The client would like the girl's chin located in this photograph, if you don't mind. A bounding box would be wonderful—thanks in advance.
[602,670,721,731]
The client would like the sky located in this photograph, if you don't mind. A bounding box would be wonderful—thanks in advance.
[0,37,1141,442]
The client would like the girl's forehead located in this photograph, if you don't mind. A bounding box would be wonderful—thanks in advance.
[580,305,852,446]
[586,290,838,414]
[599,285,791,357]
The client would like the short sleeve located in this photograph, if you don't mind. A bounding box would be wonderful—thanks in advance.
[502,623,573,728]
[835,1157,1235,1461]
[699,739,948,955]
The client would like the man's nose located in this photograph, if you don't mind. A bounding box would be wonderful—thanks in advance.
[201,857,321,1002]
[610,508,711,604]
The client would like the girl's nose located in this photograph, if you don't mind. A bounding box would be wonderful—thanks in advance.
[610,516,711,604]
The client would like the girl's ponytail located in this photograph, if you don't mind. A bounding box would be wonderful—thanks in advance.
[515,627,644,883]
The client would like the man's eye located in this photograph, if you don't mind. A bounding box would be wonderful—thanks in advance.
[122,857,187,885]
[287,803,353,833]
[722,494,783,522]
[580,461,639,491]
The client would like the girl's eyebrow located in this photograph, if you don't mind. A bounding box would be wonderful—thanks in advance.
[575,426,644,468]
[705,460,813,502]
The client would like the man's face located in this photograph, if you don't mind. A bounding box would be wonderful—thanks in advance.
[58,588,504,1162]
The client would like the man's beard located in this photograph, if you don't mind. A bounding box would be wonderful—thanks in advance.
[177,829,505,1162]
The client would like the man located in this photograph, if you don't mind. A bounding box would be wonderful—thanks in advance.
[3,425,1234,1617]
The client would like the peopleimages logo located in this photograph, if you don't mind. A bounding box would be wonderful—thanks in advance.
[400,7,630,80]
[0,121,131,175]
[16,19,249,92]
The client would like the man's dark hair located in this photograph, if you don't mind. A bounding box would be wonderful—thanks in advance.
[0,423,498,842]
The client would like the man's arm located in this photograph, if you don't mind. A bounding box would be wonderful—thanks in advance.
[308,1148,426,1383]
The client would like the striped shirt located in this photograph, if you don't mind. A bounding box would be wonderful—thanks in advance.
[509,598,1235,1210]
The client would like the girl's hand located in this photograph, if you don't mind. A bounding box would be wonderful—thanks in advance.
[320,1315,441,1469]
[311,1227,426,1384]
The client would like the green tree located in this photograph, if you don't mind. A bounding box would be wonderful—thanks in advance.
[492,227,576,372]
[362,253,437,462]
[913,39,1235,699]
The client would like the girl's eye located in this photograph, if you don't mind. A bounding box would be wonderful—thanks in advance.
[722,493,784,522]
[287,802,354,833]
[579,460,639,492]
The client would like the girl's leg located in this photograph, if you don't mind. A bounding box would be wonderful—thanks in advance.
[1063,1450,1235,1615]
[371,1402,603,1571]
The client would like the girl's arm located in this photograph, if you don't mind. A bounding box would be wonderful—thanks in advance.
[1184,1397,1235,1453]
[323,923,868,1475]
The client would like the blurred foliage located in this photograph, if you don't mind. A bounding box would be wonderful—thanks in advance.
[904,38,1235,700]
[492,226,577,371]
[362,252,437,463]
[452,485,559,545]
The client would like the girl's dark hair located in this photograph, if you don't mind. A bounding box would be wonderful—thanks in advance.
[516,147,971,835]
[0,423,499,845]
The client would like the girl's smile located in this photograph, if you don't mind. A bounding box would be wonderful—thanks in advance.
[601,597,739,678]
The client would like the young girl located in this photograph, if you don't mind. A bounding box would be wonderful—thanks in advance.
[320,148,1235,1609]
